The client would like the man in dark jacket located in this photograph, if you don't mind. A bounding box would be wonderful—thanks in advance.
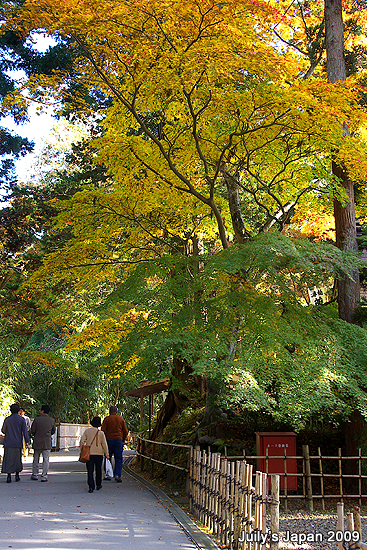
[101,406,128,482]
[1,403,29,483]
[31,405,56,482]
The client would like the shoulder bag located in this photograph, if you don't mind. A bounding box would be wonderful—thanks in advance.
[79,429,99,463]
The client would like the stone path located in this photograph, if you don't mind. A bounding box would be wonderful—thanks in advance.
[0,450,200,550]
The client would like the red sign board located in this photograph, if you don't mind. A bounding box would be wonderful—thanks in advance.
[255,432,297,490]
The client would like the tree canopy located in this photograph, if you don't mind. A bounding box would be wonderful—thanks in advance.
[0,0,367,435]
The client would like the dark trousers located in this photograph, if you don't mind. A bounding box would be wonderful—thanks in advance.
[107,439,123,477]
[86,455,103,490]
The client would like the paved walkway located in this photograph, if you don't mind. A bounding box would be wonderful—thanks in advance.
[0,450,206,550]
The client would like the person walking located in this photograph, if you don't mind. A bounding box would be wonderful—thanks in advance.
[19,408,31,435]
[101,406,128,482]
[1,403,29,483]
[80,416,109,493]
[19,407,31,457]
[30,404,56,482]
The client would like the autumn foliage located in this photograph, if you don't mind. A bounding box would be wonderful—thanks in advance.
[1,0,367,430]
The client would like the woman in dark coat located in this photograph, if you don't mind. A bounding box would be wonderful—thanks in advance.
[1,403,29,482]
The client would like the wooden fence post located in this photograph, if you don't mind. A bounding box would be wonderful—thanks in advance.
[353,506,362,546]
[136,435,140,458]
[189,447,194,513]
[185,448,190,494]
[347,512,355,550]
[338,448,343,500]
[283,450,288,512]
[261,472,267,550]
[247,462,253,549]
[214,453,221,540]
[359,448,362,508]
[233,460,242,549]
[166,444,172,485]
[151,442,156,477]
[337,501,344,550]
[255,471,261,550]
[270,474,279,550]
[140,439,145,472]
[303,445,313,512]
[318,447,325,511]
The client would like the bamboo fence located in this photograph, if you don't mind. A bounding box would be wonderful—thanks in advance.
[190,448,280,550]
[131,435,367,548]
[131,434,280,549]
[132,436,367,509]
[240,445,367,511]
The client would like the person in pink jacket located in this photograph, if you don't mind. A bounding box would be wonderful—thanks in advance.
[80,417,110,493]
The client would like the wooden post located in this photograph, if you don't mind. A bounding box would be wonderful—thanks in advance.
[347,512,355,546]
[189,447,194,513]
[166,445,173,485]
[148,394,152,436]
[185,448,190,494]
[337,501,345,550]
[233,460,242,547]
[151,442,155,477]
[302,451,306,502]
[338,448,343,499]
[195,448,201,520]
[230,460,235,548]
[353,506,362,546]
[318,447,325,512]
[359,448,362,508]
[137,435,140,458]
[255,471,261,550]
[283,449,288,512]
[140,438,145,472]
[140,394,144,430]
[244,462,252,550]
[203,452,209,528]
[270,474,279,550]
[219,458,226,548]
[209,453,216,534]
[201,451,207,526]
[214,453,221,539]
[261,472,267,550]
[224,459,230,548]
[303,445,313,512]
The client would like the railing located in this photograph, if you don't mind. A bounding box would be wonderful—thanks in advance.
[130,433,192,490]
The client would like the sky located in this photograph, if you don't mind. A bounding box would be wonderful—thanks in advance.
[2,106,56,182]
[1,34,58,182]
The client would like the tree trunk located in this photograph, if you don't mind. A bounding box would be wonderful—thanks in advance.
[325,0,361,463]
[150,357,205,440]
[224,172,249,244]
[325,0,346,82]
[333,161,360,322]
[325,0,360,322]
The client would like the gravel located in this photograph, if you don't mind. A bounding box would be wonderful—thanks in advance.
[272,511,366,550]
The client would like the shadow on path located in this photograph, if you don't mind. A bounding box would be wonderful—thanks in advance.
[0,450,198,550]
